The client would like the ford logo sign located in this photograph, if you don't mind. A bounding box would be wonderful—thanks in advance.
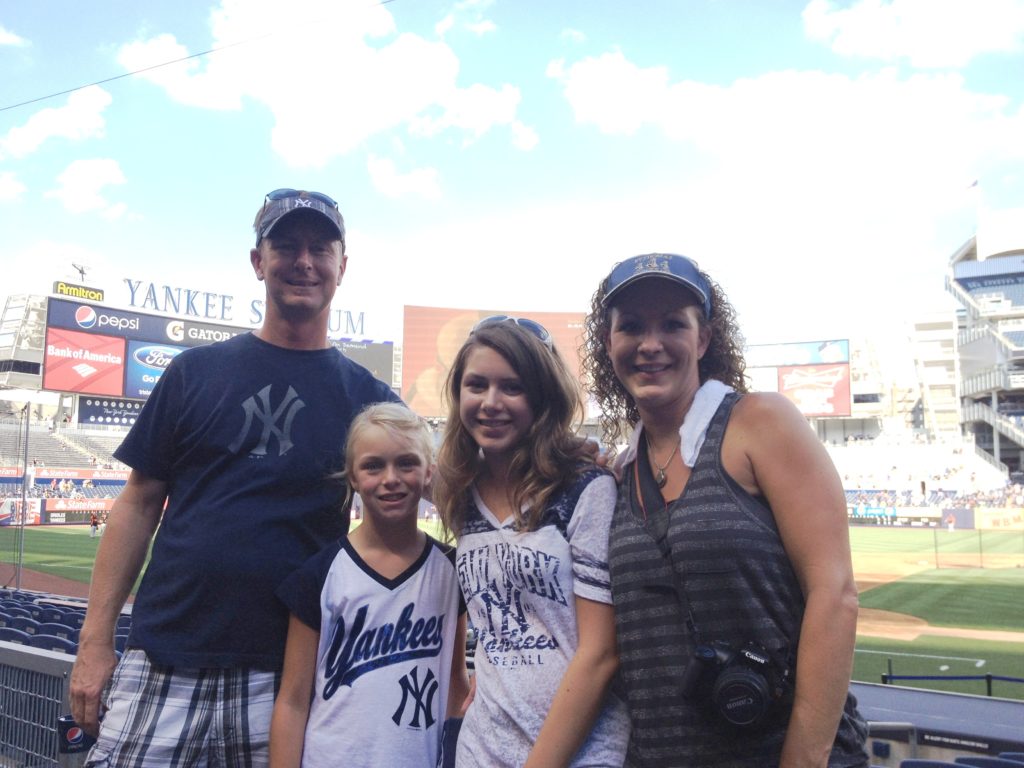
[133,345,180,371]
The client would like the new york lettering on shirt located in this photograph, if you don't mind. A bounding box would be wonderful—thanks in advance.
[460,540,566,666]
[322,602,447,697]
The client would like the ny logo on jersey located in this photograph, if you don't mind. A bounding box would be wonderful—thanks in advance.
[227,384,306,457]
[392,666,438,729]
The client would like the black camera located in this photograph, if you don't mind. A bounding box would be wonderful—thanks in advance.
[679,640,791,729]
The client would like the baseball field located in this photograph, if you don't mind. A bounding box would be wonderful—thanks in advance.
[1,523,1022,700]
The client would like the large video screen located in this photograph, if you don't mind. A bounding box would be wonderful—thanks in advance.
[402,306,586,418]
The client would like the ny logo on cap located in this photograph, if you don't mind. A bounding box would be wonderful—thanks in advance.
[294,198,314,208]
[635,254,671,275]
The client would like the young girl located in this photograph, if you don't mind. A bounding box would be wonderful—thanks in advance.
[270,402,470,768]
[434,317,629,768]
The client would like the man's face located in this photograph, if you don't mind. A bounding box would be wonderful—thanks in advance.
[250,210,347,323]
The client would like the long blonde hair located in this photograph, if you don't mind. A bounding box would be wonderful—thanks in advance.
[434,322,591,539]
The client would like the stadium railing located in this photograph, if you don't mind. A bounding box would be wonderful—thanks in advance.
[0,640,85,767]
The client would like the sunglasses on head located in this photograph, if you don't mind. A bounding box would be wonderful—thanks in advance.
[264,188,339,209]
[472,315,553,348]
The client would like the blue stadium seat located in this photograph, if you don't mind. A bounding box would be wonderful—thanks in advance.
[38,607,67,624]
[59,610,86,629]
[114,633,130,653]
[999,756,1024,763]
[0,627,31,644]
[116,614,132,631]
[8,616,40,635]
[25,634,78,655]
[34,622,79,642]
[2,605,33,620]
[900,761,962,767]
[956,758,1024,767]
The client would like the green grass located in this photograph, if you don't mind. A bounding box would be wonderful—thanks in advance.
[0,525,102,584]
[854,634,1024,701]
[858,567,1024,631]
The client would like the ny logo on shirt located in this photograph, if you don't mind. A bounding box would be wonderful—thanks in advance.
[392,666,438,729]
[227,384,306,457]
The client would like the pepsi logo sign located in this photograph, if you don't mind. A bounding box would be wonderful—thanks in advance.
[65,726,85,745]
[74,306,97,328]
[133,345,180,371]
[74,305,141,332]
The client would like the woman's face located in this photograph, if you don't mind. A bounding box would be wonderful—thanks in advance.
[606,279,711,420]
[458,345,534,461]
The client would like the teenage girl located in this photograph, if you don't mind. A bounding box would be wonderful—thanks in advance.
[270,402,470,768]
[434,316,629,768]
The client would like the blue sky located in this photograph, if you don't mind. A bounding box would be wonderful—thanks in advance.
[2,0,1023,354]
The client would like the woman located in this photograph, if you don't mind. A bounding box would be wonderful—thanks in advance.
[582,254,868,767]
[434,317,629,768]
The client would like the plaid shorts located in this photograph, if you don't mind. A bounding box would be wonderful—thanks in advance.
[85,649,280,768]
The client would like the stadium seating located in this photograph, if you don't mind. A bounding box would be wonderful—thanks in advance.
[900,761,963,767]
[955,758,1024,767]
[1,605,33,620]
[37,606,66,624]
[116,614,132,631]
[7,616,40,635]
[34,622,79,642]
[114,633,130,653]
[999,756,1024,763]
[59,610,86,629]
[25,633,77,655]
[0,627,30,644]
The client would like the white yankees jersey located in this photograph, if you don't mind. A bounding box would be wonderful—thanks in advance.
[277,535,463,768]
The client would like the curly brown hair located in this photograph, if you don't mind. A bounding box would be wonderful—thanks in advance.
[580,263,748,451]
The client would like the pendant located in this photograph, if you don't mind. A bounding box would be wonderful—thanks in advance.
[656,469,667,488]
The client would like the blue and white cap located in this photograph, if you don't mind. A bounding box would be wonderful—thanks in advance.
[254,189,345,247]
[601,253,712,317]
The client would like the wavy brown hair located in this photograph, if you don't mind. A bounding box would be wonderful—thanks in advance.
[580,265,748,451]
[434,322,591,540]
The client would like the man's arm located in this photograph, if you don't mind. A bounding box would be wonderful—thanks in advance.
[70,470,167,735]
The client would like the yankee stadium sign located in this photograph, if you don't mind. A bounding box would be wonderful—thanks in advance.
[123,278,365,335]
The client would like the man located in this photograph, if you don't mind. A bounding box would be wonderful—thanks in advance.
[70,189,399,766]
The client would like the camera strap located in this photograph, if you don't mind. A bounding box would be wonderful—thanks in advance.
[631,452,705,643]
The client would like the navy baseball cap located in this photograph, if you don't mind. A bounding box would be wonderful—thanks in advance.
[601,253,712,318]
[254,189,346,246]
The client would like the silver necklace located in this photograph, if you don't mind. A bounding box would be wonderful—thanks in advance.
[645,433,679,489]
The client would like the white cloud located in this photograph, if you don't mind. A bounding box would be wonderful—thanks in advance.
[0,86,111,159]
[114,0,524,166]
[803,0,1024,68]
[546,49,1024,339]
[117,33,242,110]
[561,28,586,44]
[465,20,496,36]
[0,25,27,46]
[46,159,127,216]
[435,14,455,37]
[411,83,523,143]
[510,120,539,151]
[367,155,442,200]
[0,172,26,202]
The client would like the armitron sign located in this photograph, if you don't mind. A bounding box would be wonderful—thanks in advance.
[53,281,105,302]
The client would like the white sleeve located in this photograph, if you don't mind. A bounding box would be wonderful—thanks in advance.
[566,473,617,605]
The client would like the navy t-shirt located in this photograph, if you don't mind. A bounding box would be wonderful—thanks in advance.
[114,332,399,669]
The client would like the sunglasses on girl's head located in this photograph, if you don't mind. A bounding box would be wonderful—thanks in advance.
[264,188,339,209]
[472,315,554,348]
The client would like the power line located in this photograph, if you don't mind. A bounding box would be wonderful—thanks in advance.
[0,0,398,114]
[0,37,258,114]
